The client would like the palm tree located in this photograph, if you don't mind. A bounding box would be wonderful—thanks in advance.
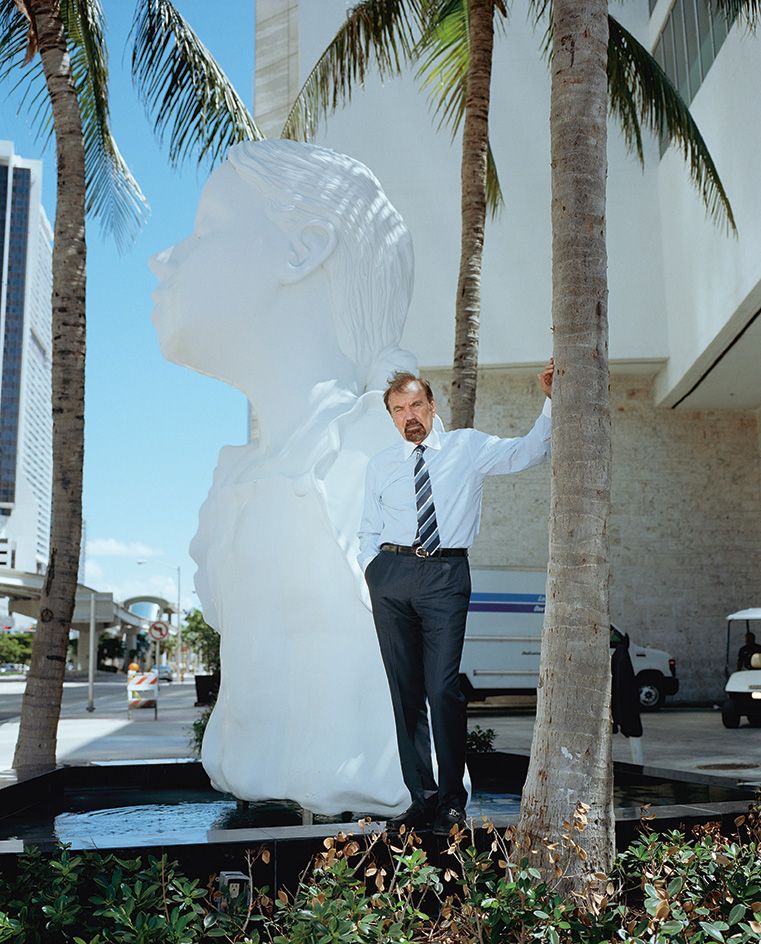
[283,0,738,887]
[516,0,614,888]
[449,0,498,429]
[283,0,735,428]
[1,0,261,778]
[9,0,88,780]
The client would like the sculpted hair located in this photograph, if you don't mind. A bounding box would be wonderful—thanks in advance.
[383,372,434,412]
[227,139,417,390]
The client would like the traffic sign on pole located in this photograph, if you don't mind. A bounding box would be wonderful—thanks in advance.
[149,621,170,641]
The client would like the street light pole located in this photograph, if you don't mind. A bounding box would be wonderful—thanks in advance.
[86,592,96,712]
[176,564,183,682]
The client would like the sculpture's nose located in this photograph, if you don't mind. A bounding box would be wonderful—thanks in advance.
[149,246,173,280]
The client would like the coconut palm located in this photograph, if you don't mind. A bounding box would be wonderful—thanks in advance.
[1,0,261,777]
[283,0,734,428]
[516,0,614,888]
[447,0,500,428]
[283,0,737,887]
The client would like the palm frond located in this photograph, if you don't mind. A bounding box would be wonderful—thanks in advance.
[130,0,262,169]
[414,0,504,216]
[712,0,759,30]
[0,0,51,141]
[608,14,735,234]
[415,0,469,134]
[526,0,551,59]
[281,0,425,141]
[0,0,149,249]
[486,140,504,217]
[63,0,149,252]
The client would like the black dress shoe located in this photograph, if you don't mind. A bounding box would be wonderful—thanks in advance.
[432,806,466,837]
[385,796,437,833]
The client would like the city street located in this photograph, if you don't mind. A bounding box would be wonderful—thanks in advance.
[0,675,760,787]
[0,674,203,783]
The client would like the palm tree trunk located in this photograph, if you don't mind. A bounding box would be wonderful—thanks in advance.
[13,0,86,778]
[449,0,494,430]
[516,0,613,890]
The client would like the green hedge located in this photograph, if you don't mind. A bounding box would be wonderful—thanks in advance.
[1,807,760,943]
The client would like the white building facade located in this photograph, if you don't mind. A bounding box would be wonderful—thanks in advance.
[0,141,53,575]
[255,1,761,701]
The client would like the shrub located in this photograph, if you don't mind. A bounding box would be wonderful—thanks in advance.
[466,724,496,753]
[190,701,214,758]
[1,806,760,943]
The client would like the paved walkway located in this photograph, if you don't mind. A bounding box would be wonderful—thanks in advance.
[1,675,760,786]
[469,704,761,783]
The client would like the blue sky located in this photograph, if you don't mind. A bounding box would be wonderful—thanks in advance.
[0,2,254,612]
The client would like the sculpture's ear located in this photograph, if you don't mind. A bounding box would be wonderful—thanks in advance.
[280,220,337,285]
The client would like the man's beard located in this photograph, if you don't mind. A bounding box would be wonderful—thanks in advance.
[404,421,426,443]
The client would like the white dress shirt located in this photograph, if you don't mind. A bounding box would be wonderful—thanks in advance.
[357,399,552,572]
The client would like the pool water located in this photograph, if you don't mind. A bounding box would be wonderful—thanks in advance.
[0,775,747,850]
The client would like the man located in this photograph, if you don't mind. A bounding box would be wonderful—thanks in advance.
[359,363,554,835]
[737,631,761,671]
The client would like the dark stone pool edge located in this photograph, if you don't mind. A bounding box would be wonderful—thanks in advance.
[0,753,756,891]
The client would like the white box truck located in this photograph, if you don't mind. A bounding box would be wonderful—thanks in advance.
[460,567,679,710]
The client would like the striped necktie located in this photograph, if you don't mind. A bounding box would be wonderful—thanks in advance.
[413,445,441,555]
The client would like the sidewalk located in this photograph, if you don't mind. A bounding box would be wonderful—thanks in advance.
[469,706,761,784]
[1,676,760,787]
[0,678,203,784]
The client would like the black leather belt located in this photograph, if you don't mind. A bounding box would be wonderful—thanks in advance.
[380,543,468,559]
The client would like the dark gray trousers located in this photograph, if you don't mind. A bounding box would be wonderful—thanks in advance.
[365,550,471,809]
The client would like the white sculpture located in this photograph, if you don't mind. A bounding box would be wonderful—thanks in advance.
[150,139,419,815]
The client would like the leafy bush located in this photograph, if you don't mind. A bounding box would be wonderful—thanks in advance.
[616,814,761,943]
[183,610,220,675]
[1,806,760,943]
[466,724,496,753]
[0,633,33,667]
[189,701,214,758]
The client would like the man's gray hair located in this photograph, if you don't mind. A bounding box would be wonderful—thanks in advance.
[228,139,416,389]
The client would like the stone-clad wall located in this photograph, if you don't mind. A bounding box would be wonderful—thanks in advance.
[425,369,761,702]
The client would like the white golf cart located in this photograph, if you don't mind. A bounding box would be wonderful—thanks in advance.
[721,608,761,729]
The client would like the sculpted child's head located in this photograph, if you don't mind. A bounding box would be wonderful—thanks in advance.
[151,139,417,393]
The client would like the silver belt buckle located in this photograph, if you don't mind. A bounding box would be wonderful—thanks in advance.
[414,546,428,558]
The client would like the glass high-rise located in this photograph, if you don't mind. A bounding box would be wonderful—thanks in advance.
[0,141,53,574]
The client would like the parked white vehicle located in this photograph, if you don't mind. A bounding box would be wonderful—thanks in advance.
[460,566,679,710]
[721,608,761,729]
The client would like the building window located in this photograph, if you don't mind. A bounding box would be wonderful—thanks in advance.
[653,0,735,109]
[0,166,31,504]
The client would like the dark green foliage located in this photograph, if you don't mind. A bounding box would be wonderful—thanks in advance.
[281,0,424,142]
[129,0,261,169]
[0,846,258,944]
[288,0,736,231]
[189,700,214,757]
[466,723,496,752]
[0,0,148,249]
[182,610,220,675]
[607,15,736,234]
[0,0,262,251]
[1,807,761,942]
[0,633,33,666]
[714,0,761,28]
[616,816,761,943]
